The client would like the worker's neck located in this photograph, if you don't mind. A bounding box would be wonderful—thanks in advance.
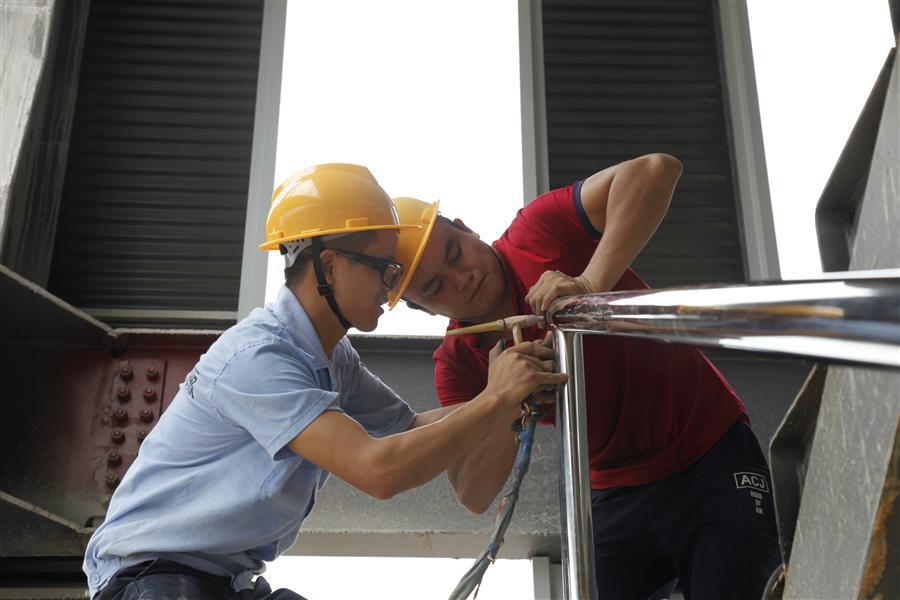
[291,283,346,359]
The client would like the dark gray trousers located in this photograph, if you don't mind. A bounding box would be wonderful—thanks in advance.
[96,559,308,600]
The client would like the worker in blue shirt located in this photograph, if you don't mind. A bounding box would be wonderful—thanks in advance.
[84,164,566,599]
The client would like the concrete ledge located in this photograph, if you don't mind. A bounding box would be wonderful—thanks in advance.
[289,532,560,560]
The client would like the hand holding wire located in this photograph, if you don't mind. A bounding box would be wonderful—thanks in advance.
[485,338,566,410]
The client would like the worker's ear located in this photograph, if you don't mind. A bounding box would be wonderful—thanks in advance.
[317,249,338,283]
[451,218,478,238]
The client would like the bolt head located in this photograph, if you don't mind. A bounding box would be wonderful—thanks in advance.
[107,450,121,466]
[118,362,133,381]
[139,408,154,422]
[137,429,148,443]
[142,388,157,402]
[105,472,119,488]
[111,428,125,444]
[145,366,159,381]
[116,387,131,401]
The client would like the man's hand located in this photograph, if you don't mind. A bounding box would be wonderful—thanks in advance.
[485,341,567,409]
[525,270,595,315]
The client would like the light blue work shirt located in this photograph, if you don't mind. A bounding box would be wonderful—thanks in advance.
[83,286,416,596]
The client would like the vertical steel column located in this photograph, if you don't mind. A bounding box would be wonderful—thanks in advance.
[555,329,598,599]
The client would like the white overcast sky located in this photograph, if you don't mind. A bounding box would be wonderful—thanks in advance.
[747,0,895,279]
[264,1,894,597]
[266,0,522,337]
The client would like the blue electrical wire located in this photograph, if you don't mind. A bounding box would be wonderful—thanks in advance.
[448,397,544,600]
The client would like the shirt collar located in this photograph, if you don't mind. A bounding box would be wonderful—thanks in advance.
[272,285,338,370]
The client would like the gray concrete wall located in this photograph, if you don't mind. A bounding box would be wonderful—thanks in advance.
[0,0,53,241]
[849,49,900,272]
[0,0,88,285]
[784,48,900,600]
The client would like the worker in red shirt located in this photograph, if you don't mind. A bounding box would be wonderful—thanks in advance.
[389,154,781,600]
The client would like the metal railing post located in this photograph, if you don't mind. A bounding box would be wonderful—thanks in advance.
[555,329,598,599]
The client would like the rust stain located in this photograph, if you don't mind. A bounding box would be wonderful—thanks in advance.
[859,417,900,599]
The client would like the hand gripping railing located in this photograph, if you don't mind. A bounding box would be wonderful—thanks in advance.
[546,270,900,599]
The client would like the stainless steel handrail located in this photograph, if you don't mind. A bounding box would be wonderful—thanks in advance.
[549,272,900,599]
[549,272,900,369]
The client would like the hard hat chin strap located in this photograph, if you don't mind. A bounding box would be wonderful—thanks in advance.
[311,237,354,331]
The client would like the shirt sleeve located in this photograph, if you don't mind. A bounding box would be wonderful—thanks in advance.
[508,181,599,249]
[208,340,341,461]
[499,181,649,293]
[341,342,417,437]
[495,183,600,288]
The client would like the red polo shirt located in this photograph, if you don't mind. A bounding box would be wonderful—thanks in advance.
[433,182,747,489]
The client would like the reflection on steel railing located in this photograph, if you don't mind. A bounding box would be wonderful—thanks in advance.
[548,271,900,369]
[554,330,598,600]
[549,271,900,600]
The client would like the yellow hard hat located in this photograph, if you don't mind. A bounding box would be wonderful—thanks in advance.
[259,163,417,251]
[387,197,440,308]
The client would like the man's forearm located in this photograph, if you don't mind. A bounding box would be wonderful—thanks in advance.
[447,404,520,513]
[370,392,514,498]
[365,341,567,499]
[409,404,459,429]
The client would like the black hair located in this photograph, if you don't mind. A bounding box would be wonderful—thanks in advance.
[436,214,460,228]
[403,299,433,314]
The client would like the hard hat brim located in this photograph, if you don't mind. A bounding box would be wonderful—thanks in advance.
[388,200,440,309]
[259,223,420,251]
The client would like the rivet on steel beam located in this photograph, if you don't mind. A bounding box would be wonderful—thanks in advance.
[118,362,133,381]
[143,388,157,402]
[116,387,131,402]
[111,429,125,444]
[105,472,120,488]
[139,408,154,423]
[145,366,159,381]
[107,450,121,466]
[137,429,148,443]
[113,407,128,424]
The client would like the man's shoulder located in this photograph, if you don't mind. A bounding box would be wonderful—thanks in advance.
[218,312,289,354]
[204,313,310,379]
[498,182,595,256]
[435,329,463,355]
[333,337,361,372]
[434,329,476,361]
[435,330,492,379]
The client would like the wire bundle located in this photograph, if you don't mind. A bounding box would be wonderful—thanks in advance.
[448,399,544,600]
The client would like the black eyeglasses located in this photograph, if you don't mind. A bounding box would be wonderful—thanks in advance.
[333,249,404,290]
